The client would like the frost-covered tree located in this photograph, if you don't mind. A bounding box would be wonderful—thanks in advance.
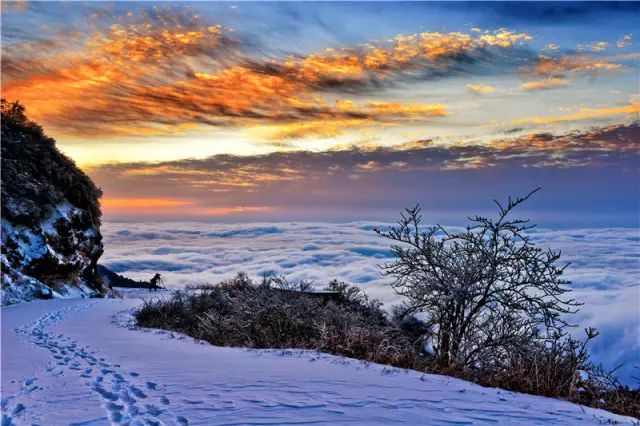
[377,189,580,368]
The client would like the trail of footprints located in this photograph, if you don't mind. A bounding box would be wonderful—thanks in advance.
[2,302,189,426]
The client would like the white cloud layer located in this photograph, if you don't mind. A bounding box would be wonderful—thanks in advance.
[101,221,639,383]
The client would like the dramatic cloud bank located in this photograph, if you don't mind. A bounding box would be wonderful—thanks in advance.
[2,2,638,164]
[90,123,640,225]
[0,7,531,138]
[100,221,639,383]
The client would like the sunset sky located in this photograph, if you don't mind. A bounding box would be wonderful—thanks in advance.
[2,1,638,224]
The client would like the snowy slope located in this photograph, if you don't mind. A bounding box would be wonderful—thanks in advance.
[1,297,636,425]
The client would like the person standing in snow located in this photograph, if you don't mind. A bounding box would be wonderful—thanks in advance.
[149,273,162,291]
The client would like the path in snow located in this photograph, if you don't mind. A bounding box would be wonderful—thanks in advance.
[1,297,637,425]
[2,300,184,426]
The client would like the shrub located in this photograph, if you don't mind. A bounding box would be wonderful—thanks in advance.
[376,190,639,417]
[135,272,639,417]
[377,189,580,370]
[136,273,430,371]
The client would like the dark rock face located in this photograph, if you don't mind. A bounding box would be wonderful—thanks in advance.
[1,100,110,304]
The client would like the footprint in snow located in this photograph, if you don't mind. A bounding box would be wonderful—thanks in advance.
[143,404,163,416]
[7,302,192,426]
[11,404,24,416]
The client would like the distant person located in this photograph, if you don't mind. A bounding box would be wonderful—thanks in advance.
[149,273,162,291]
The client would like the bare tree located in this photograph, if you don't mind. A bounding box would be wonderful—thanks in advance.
[377,189,581,368]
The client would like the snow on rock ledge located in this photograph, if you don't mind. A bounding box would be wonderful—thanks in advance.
[1,209,102,304]
[1,100,110,304]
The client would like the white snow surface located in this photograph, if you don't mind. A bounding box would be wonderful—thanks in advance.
[1,295,636,425]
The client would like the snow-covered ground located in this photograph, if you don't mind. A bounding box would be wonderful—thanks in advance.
[1,295,636,425]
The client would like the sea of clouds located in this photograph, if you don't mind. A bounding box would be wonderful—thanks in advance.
[101,221,639,383]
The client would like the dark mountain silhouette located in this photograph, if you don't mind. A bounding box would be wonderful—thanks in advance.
[97,265,150,289]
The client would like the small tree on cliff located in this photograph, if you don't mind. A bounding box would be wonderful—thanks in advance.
[377,189,581,368]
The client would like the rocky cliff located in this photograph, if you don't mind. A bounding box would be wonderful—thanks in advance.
[1,100,110,304]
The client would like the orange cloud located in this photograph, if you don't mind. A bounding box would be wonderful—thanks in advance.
[266,29,532,94]
[510,103,640,125]
[2,15,526,139]
[98,198,269,217]
[525,54,622,78]
[443,155,494,170]
[296,52,365,82]
[250,101,445,139]
[124,165,212,176]
[414,32,474,59]
[200,206,272,215]
[466,84,495,95]
[521,77,570,91]
[252,119,372,140]
[293,29,530,81]
[86,22,225,64]
[1,11,239,136]
[2,11,240,135]
[476,29,532,48]
[366,101,446,118]
[101,198,193,208]
[121,161,303,191]
[490,124,640,152]
[87,123,638,212]
[393,139,433,150]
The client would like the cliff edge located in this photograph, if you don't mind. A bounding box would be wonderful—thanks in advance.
[1,100,110,304]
